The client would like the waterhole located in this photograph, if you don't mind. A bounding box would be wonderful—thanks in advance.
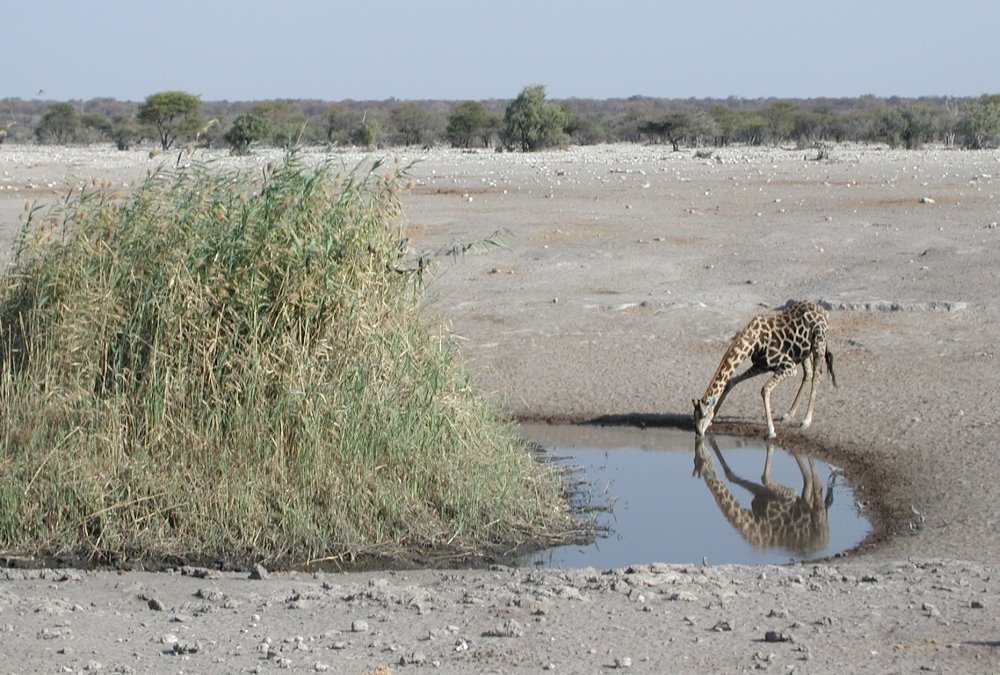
[521,423,871,568]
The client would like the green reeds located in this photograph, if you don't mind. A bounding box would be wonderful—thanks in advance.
[0,154,574,568]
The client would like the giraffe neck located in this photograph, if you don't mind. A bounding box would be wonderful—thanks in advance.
[701,332,752,405]
[697,457,770,548]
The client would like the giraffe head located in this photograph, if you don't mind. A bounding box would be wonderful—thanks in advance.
[693,397,715,437]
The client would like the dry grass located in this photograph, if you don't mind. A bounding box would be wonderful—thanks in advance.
[0,153,577,569]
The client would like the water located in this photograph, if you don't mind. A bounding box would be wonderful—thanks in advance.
[520,423,871,568]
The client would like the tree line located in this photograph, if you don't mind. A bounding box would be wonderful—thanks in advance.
[3,86,999,152]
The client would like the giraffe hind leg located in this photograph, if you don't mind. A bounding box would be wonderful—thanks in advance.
[800,358,822,428]
[780,357,812,423]
[800,343,829,428]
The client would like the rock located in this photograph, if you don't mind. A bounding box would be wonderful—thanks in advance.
[179,566,223,580]
[399,651,427,665]
[146,597,165,611]
[196,587,226,603]
[667,591,698,602]
[614,655,633,668]
[483,619,524,638]
[249,564,269,580]
[170,641,200,655]
[351,619,369,633]
[764,630,793,643]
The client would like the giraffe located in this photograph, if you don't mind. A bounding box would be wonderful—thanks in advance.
[692,436,833,556]
[692,301,836,439]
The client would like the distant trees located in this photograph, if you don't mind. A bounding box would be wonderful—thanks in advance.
[869,104,937,149]
[35,103,80,144]
[501,85,567,151]
[639,111,696,151]
[351,114,382,149]
[251,100,312,148]
[224,113,270,154]
[6,89,1000,152]
[957,95,1000,149]
[325,104,359,145]
[560,102,607,145]
[138,91,203,150]
[110,113,141,150]
[391,101,436,146]
[445,101,496,147]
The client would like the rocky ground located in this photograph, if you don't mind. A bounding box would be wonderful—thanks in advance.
[1,143,999,672]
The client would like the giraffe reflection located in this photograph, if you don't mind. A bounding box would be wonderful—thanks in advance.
[692,436,834,556]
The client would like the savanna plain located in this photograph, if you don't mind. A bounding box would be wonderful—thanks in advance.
[1,142,999,672]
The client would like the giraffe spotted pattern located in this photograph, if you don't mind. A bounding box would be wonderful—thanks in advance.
[693,301,836,439]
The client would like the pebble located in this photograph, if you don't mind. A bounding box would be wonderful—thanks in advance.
[351,619,369,633]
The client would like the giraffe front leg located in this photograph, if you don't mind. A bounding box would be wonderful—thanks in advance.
[761,367,794,439]
[761,381,777,439]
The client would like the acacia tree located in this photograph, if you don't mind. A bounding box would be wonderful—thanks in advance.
[501,85,567,151]
[138,91,203,150]
[639,111,695,151]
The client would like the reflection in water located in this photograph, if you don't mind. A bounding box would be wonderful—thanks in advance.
[516,423,868,567]
[693,435,833,556]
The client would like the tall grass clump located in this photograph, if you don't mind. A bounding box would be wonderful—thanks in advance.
[0,155,575,568]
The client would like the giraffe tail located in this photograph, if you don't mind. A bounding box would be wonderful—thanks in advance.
[825,349,837,388]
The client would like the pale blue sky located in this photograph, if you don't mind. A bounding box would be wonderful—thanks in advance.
[5,1,997,102]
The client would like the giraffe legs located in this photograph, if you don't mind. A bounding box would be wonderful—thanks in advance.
[715,362,769,417]
[781,357,813,423]
[799,349,826,429]
[761,365,795,439]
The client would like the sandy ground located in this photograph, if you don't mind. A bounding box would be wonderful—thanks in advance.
[1,143,999,672]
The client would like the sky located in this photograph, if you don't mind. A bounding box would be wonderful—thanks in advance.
[4,0,998,103]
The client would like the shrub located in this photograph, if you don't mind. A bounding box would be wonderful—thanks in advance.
[501,85,567,151]
[0,154,574,568]
[224,113,270,154]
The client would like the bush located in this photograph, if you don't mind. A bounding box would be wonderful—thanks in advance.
[35,103,80,144]
[224,113,270,154]
[501,85,567,151]
[0,155,574,568]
